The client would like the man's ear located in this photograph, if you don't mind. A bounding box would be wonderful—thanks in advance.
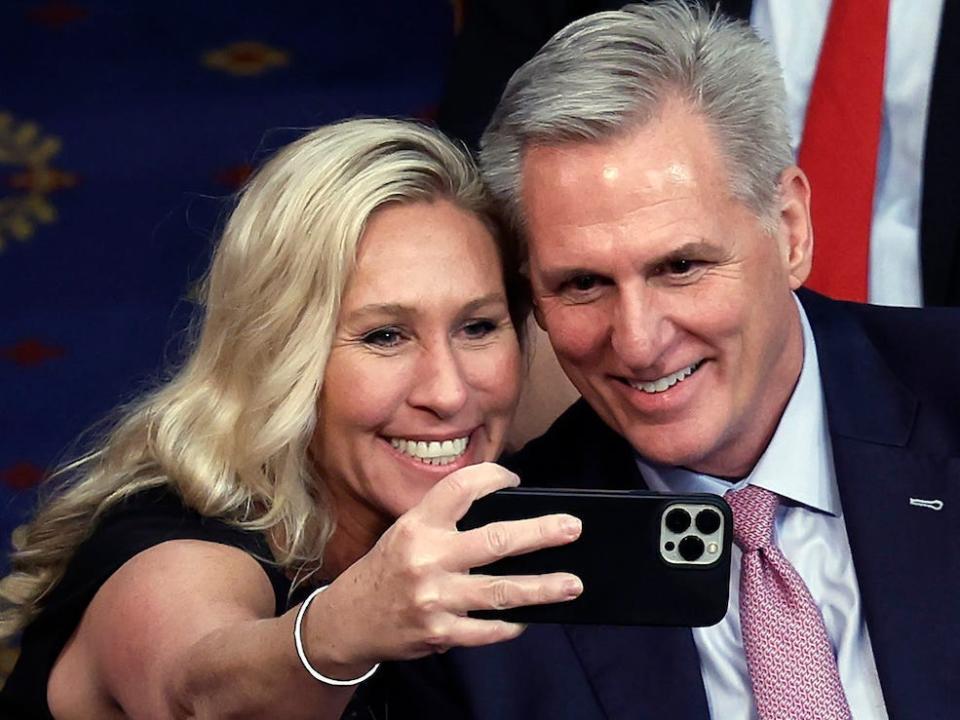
[533,300,546,330]
[776,166,813,290]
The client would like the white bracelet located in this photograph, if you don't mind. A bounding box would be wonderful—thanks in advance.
[293,585,380,686]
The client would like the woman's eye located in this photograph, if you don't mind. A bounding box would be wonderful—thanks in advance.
[362,328,404,348]
[463,320,497,339]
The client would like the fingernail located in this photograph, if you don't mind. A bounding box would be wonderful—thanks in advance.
[561,516,582,535]
[564,577,584,597]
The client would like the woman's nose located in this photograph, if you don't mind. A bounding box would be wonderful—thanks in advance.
[407,343,469,418]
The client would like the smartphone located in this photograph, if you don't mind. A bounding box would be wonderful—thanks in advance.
[457,487,732,627]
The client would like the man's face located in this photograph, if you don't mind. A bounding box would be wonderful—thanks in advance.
[521,101,812,477]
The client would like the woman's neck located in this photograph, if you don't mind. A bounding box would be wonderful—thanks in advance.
[320,486,390,579]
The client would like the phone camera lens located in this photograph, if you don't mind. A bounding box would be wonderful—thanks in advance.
[678,535,705,561]
[665,508,691,533]
[695,508,721,534]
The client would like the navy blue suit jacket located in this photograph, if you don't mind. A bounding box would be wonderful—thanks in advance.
[380,291,960,719]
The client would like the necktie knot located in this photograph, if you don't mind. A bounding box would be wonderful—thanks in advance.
[725,484,779,553]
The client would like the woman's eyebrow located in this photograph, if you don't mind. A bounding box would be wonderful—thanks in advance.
[345,303,413,323]
[460,292,509,315]
[345,292,507,324]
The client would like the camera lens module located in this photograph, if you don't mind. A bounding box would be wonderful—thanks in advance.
[695,508,721,534]
[665,507,691,533]
[659,502,725,566]
[678,535,705,561]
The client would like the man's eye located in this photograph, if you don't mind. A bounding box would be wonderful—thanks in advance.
[567,275,599,292]
[362,328,404,348]
[659,258,700,276]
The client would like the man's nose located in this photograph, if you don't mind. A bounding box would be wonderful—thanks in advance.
[610,290,670,369]
[407,341,469,418]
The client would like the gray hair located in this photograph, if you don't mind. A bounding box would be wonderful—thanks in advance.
[480,0,793,239]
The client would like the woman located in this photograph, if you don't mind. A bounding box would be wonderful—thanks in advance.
[0,118,583,719]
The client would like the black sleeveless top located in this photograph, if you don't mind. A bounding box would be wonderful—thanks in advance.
[0,489,378,718]
[0,488,466,719]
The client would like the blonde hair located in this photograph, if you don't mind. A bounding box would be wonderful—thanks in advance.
[0,117,524,636]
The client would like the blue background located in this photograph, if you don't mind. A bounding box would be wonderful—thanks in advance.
[0,0,457,562]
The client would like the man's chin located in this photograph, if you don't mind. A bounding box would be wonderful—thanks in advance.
[622,428,715,470]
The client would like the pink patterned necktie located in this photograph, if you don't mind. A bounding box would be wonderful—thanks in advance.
[725,484,851,720]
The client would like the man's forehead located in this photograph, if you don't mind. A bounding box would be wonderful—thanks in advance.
[524,156,724,249]
[523,141,699,195]
[520,107,727,211]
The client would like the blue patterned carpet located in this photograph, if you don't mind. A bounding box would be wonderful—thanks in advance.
[0,0,457,564]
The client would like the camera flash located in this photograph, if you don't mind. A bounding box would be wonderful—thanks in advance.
[707,542,718,554]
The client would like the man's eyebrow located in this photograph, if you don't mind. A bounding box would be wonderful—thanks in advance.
[538,240,726,282]
[656,240,726,262]
[535,263,597,281]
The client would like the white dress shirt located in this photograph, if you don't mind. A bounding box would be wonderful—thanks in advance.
[637,297,888,719]
[751,0,944,307]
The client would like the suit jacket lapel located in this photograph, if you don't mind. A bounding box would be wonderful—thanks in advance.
[802,290,959,716]
[557,413,711,719]
[562,624,709,720]
[830,441,959,717]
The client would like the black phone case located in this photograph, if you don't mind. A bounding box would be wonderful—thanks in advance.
[458,487,733,627]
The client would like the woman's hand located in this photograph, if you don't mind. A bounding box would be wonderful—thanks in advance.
[303,462,582,675]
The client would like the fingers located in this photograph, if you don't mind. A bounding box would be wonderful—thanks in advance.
[415,573,583,653]
[442,572,583,614]
[412,462,519,526]
[421,617,527,653]
[453,513,582,570]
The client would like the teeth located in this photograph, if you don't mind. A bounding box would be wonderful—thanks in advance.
[390,436,470,464]
[629,361,701,394]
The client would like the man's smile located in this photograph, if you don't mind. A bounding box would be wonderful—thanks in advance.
[605,358,711,420]
[626,360,705,394]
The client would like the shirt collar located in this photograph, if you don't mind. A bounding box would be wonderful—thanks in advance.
[637,294,840,516]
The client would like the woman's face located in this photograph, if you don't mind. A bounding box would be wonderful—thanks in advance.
[312,198,522,532]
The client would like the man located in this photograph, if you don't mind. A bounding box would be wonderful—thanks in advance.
[440,0,960,308]
[442,0,958,451]
[384,3,958,719]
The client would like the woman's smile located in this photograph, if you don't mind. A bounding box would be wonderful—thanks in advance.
[312,198,522,528]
